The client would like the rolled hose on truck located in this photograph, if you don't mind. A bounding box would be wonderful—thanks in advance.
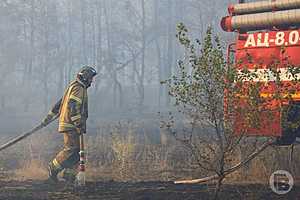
[221,9,300,32]
[228,0,300,15]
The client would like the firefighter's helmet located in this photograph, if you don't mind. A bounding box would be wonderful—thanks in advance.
[77,66,97,87]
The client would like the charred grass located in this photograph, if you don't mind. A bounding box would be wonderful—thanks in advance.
[0,180,299,200]
[0,120,299,199]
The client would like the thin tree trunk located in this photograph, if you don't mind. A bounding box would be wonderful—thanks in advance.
[139,0,146,108]
[92,3,96,67]
[96,0,103,93]
[165,0,174,107]
[67,1,73,84]
[154,0,162,109]
[214,175,224,200]
[28,0,35,78]
[24,0,35,112]
[103,0,116,108]
[43,1,49,112]
[52,3,64,97]
[80,0,88,64]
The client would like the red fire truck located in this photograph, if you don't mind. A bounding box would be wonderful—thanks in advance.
[221,0,300,145]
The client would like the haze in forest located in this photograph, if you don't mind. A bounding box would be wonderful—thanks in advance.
[0,0,236,134]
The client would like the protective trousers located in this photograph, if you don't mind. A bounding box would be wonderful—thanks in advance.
[51,131,80,172]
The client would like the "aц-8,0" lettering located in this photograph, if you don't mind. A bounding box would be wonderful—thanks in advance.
[244,31,300,48]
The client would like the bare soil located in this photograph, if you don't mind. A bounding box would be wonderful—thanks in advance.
[0,180,299,200]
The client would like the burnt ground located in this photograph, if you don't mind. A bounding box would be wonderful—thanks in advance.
[0,180,299,200]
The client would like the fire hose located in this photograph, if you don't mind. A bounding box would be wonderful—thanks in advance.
[0,116,58,152]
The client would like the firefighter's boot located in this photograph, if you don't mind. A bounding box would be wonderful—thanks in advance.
[47,159,63,184]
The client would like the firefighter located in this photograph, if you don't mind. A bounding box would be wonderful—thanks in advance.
[41,66,97,183]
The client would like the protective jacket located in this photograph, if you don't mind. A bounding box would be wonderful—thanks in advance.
[44,79,88,133]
